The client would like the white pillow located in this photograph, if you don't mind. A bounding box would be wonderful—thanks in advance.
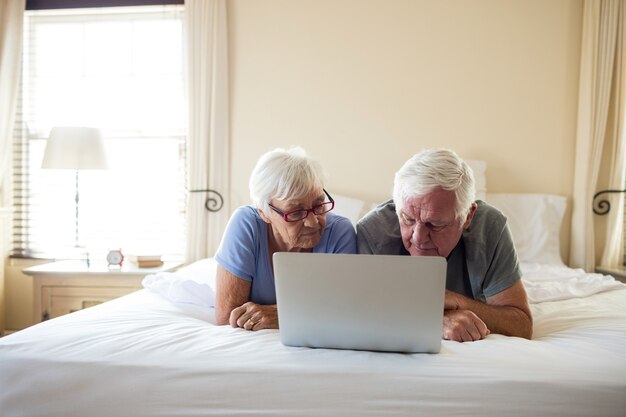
[142,258,218,308]
[331,194,365,227]
[176,257,218,287]
[485,193,566,265]
[466,160,487,201]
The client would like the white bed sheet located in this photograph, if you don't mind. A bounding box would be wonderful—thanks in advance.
[1,279,625,417]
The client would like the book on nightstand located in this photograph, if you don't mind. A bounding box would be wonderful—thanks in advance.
[126,254,163,268]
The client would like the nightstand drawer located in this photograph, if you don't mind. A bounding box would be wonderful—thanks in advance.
[41,285,138,321]
[23,260,183,325]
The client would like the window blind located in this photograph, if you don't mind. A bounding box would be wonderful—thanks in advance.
[12,5,187,260]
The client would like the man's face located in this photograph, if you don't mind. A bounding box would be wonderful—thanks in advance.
[397,188,475,258]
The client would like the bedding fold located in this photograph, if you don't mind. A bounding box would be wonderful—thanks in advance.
[520,262,624,303]
[142,272,215,308]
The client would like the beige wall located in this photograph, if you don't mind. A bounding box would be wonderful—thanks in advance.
[4,258,39,331]
[4,0,584,332]
[228,0,582,256]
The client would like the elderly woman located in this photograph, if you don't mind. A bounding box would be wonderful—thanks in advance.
[214,147,357,330]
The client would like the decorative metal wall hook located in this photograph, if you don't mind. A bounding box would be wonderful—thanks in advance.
[592,189,626,215]
[190,189,224,212]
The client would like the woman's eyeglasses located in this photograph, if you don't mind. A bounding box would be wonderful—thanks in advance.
[268,189,335,222]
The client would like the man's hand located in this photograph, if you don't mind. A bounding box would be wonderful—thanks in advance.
[444,289,462,310]
[442,309,490,342]
[229,302,279,331]
[442,282,532,340]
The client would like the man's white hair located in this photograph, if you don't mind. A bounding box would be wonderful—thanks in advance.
[393,148,476,223]
[249,147,326,216]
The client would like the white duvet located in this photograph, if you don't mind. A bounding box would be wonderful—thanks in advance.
[521,262,624,302]
[1,261,625,417]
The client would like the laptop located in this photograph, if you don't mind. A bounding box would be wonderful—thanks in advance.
[273,253,446,353]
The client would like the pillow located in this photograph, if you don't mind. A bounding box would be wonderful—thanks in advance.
[176,257,218,288]
[142,258,218,308]
[485,193,567,265]
[330,194,365,227]
[466,160,487,201]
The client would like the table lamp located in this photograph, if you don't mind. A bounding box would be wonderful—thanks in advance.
[41,127,108,260]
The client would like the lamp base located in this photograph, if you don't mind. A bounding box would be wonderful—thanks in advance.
[69,245,90,268]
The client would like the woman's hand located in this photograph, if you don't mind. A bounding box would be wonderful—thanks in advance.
[229,302,279,331]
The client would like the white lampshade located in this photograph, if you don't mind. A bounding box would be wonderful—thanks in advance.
[42,126,108,169]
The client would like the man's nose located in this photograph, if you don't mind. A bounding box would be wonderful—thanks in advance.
[412,222,429,244]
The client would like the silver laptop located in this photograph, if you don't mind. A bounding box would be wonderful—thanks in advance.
[273,253,446,353]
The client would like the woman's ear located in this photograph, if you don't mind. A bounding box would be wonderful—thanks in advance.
[257,207,271,224]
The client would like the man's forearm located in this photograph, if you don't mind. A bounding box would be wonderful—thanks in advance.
[453,294,533,339]
[446,280,533,339]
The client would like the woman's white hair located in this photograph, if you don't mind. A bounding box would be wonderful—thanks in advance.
[393,148,476,223]
[249,147,326,216]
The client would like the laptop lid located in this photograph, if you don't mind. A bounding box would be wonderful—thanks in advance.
[273,253,446,353]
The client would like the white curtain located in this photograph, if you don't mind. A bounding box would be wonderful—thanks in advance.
[185,0,231,263]
[0,0,25,206]
[599,2,626,268]
[570,0,626,270]
[0,0,24,337]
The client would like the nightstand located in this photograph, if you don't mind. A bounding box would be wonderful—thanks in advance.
[23,260,183,324]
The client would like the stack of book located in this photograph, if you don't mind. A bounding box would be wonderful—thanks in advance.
[126,254,163,268]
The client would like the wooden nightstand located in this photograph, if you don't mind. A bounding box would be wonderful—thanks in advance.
[23,260,183,324]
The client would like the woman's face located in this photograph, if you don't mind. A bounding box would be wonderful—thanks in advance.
[261,188,328,251]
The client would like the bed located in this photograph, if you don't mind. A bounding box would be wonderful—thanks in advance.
[1,193,625,417]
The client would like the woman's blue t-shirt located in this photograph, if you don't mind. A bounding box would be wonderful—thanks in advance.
[215,206,357,304]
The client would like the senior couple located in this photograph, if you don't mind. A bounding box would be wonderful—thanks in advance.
[215,147,532,342]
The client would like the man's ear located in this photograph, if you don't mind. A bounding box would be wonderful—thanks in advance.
[257,207,271,224]
[462,202,478,230]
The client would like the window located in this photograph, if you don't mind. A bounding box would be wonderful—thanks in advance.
[12,5,186,260]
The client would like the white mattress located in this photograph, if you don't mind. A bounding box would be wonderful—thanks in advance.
[1,269,625,417]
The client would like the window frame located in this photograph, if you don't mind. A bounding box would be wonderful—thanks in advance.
[11,4,187,260]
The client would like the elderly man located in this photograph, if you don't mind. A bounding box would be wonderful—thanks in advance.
[357,148,532,342]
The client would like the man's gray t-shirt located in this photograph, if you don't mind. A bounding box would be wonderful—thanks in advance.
[356,200,521,302]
